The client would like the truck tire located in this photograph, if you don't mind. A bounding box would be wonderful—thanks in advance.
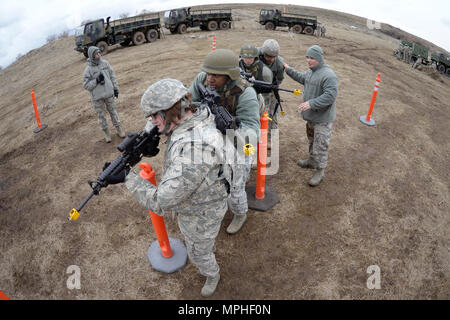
[265,22,275,30]
[437,64,446,73]
[304,26,314,35]
[208,20,218,31]
[96,41,108,54]
[446,68,450,76]
[146,29,158,42]
[177,24,187,34]
[219,21,229,29]
[133,31,145,45]
[292,24,302,34]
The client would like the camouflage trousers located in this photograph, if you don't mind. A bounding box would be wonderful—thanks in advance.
[228,154,253,216]
[306,121,333,169]
[92,96,120,131]
[177,200,227,277]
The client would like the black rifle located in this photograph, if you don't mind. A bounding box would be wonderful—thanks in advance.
[240,71,301,115]
[197,81,241,135]
[68,126,160,221]
[197,82,255,157]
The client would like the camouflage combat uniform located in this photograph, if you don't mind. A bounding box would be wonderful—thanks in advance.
[239,53,274,116]
[258,40,285,133]
[125,106,229,278]
[285,45,338,170]
[403,46,412,64]
[190,71,260,216]
[82,46,121,132]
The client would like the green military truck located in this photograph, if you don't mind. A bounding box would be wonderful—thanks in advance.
[163,7,232,34]
[398,40,429,64]
[259,8,318,35]
[75,13,161,57]
[431,52,450,75]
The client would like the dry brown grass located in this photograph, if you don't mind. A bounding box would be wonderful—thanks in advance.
[0,3,449,300]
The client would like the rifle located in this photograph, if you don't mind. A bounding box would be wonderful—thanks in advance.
[197,82,254,157]
[240,71,301,115]
[68,125,160,221]
[197,81,241,135]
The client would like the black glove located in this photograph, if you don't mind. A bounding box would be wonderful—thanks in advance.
[96,73,105,84]
[142,134,160,157]
[102,162,130,185]
[114,89,119,98]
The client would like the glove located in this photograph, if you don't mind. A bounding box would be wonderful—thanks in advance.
[142,134,160,157]
[96,73,105,84]
[114,89,119,98]
[102,162,130,185]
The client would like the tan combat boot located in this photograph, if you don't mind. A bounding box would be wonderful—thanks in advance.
[226,213,247,235]
[116,125,126,138]
[309,168,325,187]
[103,128,111,143]
[201,274,220,298]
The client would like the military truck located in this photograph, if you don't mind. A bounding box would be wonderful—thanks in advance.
[259,8,318,35]
[431,52,450,75]
[75,13,161,57]
[163,7,232,34]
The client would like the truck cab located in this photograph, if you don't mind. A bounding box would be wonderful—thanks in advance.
[75,19,107,57]
[259,8,281,23]
[164,8,189,30]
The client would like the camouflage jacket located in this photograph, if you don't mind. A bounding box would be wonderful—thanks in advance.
[125,107,229,216]
[82,52,118,101]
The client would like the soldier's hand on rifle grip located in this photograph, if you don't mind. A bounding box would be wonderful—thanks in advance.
[104,165,130,185]
[143,135,160,157]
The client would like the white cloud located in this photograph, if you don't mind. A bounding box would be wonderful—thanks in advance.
[0,0,449,69]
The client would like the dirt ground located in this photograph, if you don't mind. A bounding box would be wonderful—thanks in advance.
[0,4,449,300]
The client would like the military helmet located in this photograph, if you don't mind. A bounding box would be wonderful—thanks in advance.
[240,44,258,58]
[201,49,240,80]
[141,78,188,118]
[261,39,280,56]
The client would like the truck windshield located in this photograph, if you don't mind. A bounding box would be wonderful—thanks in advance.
[74,26,84,36]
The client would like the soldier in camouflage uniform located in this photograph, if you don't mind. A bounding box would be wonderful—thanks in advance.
[320,24,326,37]
[403,46,412,64]
[413,57,422,69]
[239,44,274,116]
[283,45,338,187]
[189,49,260,235]
[83,46,125,142]
[257,39,285,146]
[123,79,230,297]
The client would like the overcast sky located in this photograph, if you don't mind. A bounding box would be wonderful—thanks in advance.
[0,0,449,69]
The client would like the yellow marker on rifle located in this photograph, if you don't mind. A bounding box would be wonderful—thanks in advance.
[68,208,80,221]
[293,89,301,95]
[244,144,255,156]
[264,112,273,121]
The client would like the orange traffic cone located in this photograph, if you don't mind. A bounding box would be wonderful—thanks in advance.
[139,162,187,273]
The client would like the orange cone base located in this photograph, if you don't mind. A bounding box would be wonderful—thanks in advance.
[246,185,280,212]
[147,237,187,273]
[33,124,48,133]
[359,115,375,126]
